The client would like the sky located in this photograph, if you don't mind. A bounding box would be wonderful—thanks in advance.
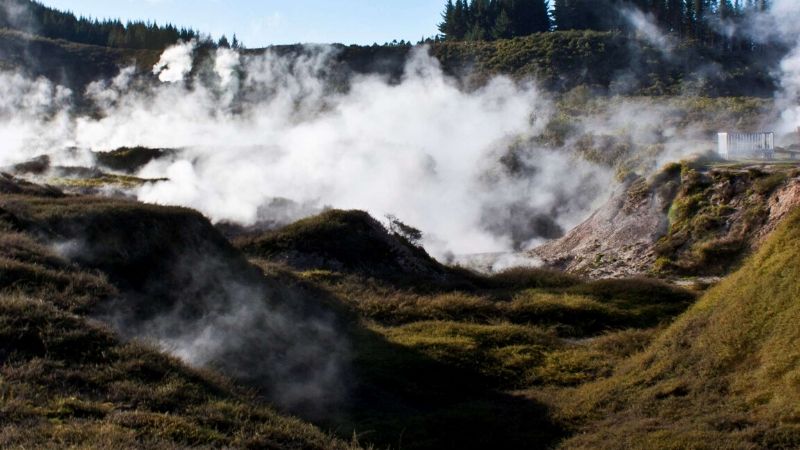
[40,0,445,47]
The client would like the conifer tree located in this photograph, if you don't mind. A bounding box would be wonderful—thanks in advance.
[438,0,456,37]
[553,0,574,30]
[493,7,514,39]
[512,0,551,34]
[452,0,469,39]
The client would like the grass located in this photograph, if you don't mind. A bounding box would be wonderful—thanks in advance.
[0,296,358,449]
[308,264,694,448]
[237,207,700,448]
[0,185,360,448]
[236,209,444,277]
[375,320,559,389]
[0,177,710,450]
[324,269,693,336]
[94,147,173,174]
[50,174,164,189]
[549,207,800,448]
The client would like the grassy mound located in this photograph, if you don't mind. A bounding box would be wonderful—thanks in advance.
[0,295,357,449]
[0,179,357,448]
[556,207,800,448]
[236,209,446,278]
[94,147,174,174]
[0,195,252,292]
[0,174,710,449]
[0,173,62,197]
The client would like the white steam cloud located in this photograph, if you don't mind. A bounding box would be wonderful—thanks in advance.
[1,36,754,258]
[0,72,73,167]
[770,0,800,137]
[65,44,614,258]
[622,8,676,56]
[153,40,196,83]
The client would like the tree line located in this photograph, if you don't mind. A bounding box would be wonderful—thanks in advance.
[439,0,551,40]
[0,0,202,50]
[439,0,772,43]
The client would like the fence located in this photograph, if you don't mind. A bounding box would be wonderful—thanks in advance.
[717,132,775,160]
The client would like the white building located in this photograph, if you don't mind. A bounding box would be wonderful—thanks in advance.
[717,132,774,160]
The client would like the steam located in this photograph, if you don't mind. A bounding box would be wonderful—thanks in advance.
[214,47,241,89]
[5,0,800,423]
[104,251,349,418]
[67,45,614,258]
[0,71,73,167]
[770,0,800,137]
[5,3,796,260]
[51,230,349,418]
[153,40,196,83]
[622,8,675,56]
[0,37,755,257]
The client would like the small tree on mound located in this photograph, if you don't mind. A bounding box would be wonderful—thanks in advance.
[385,214,423,246]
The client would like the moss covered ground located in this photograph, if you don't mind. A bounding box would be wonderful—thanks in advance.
[3,175,800,449]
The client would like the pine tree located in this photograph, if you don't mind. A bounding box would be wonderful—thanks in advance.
[438,0,455,37]
[453,0,469,39]
[469,0,493,38]
[719,0,731,19]
[554,0,575,30]
[493,7,514,39]
[512,0,551,34]
[667,0,684,34]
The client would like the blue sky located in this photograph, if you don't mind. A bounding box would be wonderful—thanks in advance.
[40,0,445,47]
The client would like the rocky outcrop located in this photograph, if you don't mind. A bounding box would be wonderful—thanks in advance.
[534,163,800,279]
[533,174,673,278]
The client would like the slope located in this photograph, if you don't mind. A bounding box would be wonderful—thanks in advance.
[235,209,448,279]
[0,177,358,449]
[552,206,800,448]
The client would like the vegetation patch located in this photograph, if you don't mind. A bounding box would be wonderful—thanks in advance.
[0,295,356,449]
[0,176,704,450]
[49,173,165,189]
[653,162,794,276]
[94,147,174,174]
[236,209,446,278]
[551,206,800,449]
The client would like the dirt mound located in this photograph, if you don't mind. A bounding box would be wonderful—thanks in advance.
[235,209,447,278]
[94,147,175,174]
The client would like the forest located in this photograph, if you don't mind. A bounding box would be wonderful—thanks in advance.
[439,0,771,45]
[0,0,205,50]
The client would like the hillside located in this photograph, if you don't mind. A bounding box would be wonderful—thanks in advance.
[235,209,448,279]
[3,1,800,446]
[0,174,705,449]
[0,24,780,98]
[535,161,800,279]
[549,202,800,448]
[5,156,800,448]
[0,28,159,95]
[0,176,358,449]
[230,208,696,449]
